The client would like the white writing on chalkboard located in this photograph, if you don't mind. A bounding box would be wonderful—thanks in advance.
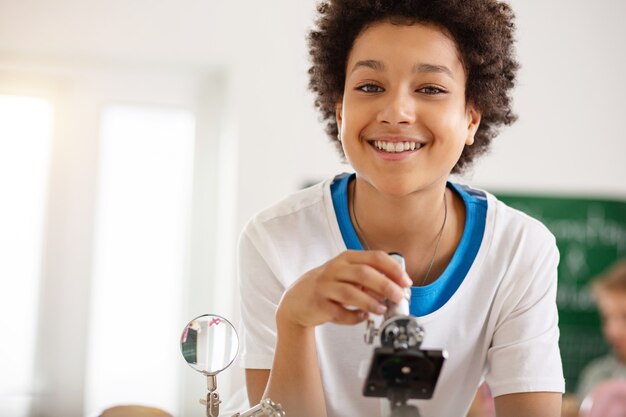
[545,206,626,251]
[557,283,595,310]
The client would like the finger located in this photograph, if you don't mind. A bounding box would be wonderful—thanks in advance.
[335,263,407,304]
[362,286,386,303]
[327,282,388,315]
[326,301,369,325]
[345,250,413,288]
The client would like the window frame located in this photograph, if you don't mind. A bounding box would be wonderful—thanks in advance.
[0,61,235,417]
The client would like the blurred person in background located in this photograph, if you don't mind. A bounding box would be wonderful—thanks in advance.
[576,260,626,407]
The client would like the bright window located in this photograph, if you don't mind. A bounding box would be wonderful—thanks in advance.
[0,95,53,416]
[85,104,195,415]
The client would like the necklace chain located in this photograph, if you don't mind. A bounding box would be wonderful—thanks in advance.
[351,180,448,286]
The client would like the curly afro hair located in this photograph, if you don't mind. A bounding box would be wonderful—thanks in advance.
[307,0,519,173]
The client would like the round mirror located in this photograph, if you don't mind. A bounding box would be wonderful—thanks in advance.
[180,314,239,376]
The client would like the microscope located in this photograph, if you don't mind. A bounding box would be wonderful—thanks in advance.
[181,254,444,417]
[362,253,447,417]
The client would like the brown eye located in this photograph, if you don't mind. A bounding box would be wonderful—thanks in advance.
[357,84,384,93]
[418,86,446,95]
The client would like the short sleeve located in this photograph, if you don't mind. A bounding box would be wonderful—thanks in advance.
[237,226,285,369]
[485,236,565,397]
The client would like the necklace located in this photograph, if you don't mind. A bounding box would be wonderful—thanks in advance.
[350,180,448,286]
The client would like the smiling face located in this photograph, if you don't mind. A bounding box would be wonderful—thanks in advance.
[336,21,481,196]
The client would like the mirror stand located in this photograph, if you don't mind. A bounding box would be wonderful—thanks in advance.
[199,374,221,417]
[181,314,285,417]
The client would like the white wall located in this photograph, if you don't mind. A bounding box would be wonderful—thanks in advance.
[1,0,625,415]
[2,0,624,234]
[468,1,626,197]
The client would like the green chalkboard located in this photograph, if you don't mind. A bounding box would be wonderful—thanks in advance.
[181,327,198,364]
[495,193,626,393]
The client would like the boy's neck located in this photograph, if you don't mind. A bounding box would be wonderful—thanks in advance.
[349,176,465,284]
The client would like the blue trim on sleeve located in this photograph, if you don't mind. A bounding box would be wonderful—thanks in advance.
[330,173,487,316]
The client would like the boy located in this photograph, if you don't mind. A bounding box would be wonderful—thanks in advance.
[238,1,565,416]
[577,260,626,402]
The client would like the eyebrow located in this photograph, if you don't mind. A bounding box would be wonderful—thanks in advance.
[413,63,455,79]
[350,59,385,73]
[350,60,454,79]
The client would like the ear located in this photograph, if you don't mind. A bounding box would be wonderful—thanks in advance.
[465,103,481,146]
[335,101,343,139]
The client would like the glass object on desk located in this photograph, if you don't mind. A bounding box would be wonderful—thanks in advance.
[180,314,239,376]
[179,314,285,416]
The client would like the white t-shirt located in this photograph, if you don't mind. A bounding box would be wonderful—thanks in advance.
[238,174,565,417]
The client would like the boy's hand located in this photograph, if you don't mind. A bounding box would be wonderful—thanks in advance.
[277,250,413,328]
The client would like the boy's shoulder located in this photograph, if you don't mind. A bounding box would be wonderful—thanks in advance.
[244,177,334,237]
[240,177,343,277]
[584,354,622,373]
[254,179,329,221]
[453,181,556,243]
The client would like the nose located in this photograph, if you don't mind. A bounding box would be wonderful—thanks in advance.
[377,88,416,125]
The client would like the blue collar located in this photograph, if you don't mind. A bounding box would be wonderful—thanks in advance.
[330,173,487,316]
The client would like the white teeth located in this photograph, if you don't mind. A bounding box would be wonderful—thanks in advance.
[374,140,421,153]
